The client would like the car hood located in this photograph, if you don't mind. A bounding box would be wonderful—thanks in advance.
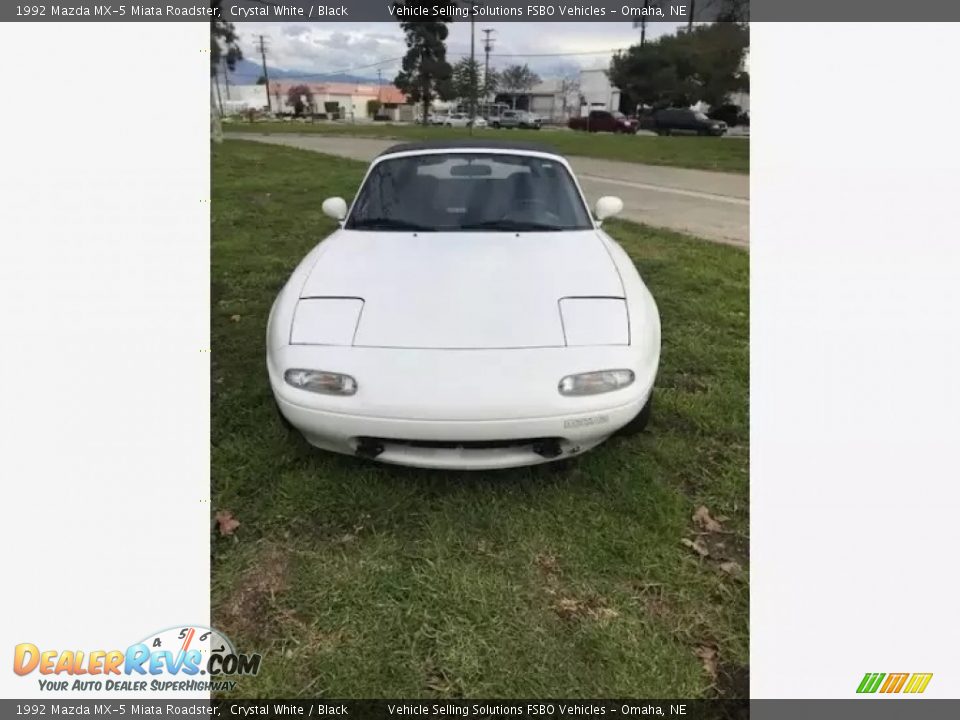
[297,229,624,349]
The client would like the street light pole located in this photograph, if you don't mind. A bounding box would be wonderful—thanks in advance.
[469,5,476,136]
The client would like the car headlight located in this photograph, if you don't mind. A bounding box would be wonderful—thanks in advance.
[284,369,357,396]
[558,369,634,396]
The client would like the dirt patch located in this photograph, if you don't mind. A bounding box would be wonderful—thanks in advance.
[681,505,749,575]
[630,582,676,621]
[217,543,290,644]
[715,662,750,700]
[663,372,711,394]
[534,552,560,575]
[533,552,620,623]
[551,595,620,623]
[699,532,749,568]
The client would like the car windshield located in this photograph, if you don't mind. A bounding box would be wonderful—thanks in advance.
[694,112,711,121]
[346,153,593,232]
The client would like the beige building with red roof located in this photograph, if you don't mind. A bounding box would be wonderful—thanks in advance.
[221,80,411,120]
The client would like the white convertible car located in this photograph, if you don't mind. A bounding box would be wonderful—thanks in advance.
[266,140,660,470]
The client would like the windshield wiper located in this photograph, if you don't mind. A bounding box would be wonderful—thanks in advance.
[350,217,431,231]
[458,219,566,232]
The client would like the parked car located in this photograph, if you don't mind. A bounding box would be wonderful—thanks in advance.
[443,113,469,128]
[490,110,541,129]
[651,108,727,136]
[471,116,488,129]
[428,113,449,126]
[568,110,639,134]
[267,140,661,470]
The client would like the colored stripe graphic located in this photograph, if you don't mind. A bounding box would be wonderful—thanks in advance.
[856,673,885,693]
[857,672,932,694]
[903,673,933,694]
[880,673,909,693]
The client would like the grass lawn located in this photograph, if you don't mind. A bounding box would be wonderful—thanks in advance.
[224,120,749,174]
[211,139,749,698]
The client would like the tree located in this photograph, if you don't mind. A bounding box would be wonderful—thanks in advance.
[682,22,750,106]
[608,22,748,110]
[559,72,580,117]
[286,84,314,116]
[209,1,241,76]
[452,58,482,106]
[392,4,457,123]
[482,68,501,100]
[499,64,541,109]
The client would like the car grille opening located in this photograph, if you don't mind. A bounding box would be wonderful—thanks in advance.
[354,436,565,459]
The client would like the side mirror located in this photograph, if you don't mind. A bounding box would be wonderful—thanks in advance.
[322,197,348,221]
[594,196,624,222]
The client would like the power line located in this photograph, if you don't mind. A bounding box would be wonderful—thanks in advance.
[228,56,405,82]
[454,47,628,58]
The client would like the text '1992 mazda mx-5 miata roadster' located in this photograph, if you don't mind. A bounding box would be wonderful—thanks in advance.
[266,140,660,470]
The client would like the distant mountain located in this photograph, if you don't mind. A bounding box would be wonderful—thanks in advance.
[225,58,378,86]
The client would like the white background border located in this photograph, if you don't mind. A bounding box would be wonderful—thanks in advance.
[751,22,960,698]
[1,20,958,701]
[0,22,210,698]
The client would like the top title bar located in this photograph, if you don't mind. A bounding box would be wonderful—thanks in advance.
[7,0,960,21]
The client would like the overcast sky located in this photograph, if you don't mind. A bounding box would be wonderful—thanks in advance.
[231,22,687,82]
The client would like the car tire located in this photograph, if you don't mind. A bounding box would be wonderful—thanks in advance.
[616,392,654,436]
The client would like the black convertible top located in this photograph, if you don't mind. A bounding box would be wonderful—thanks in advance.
[378,139,561,157]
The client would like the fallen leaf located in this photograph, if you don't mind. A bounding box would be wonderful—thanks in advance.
[230,314,242,322]
[693,506,723,533]
[695,645,719,681]
[681,537,710,558]
[214,510,240,536]
[719,561,743,577]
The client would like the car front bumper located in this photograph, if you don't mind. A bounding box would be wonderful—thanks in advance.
[275,390,650,470]
[267,345,657,470]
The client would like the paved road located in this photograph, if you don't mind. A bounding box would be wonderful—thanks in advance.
[226,133,748,247]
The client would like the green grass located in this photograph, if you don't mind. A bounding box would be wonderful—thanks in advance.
[224,120,749,174]
[211,139,749,698]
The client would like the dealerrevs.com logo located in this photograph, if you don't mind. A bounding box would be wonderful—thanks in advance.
[13,625,261,693]
[856,672,933,695]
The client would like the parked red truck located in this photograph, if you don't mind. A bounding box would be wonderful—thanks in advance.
[567,110,638,134]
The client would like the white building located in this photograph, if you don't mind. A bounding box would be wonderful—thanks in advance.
[215,83,268,114]
[578,69,621,114]
[525,79,579,122]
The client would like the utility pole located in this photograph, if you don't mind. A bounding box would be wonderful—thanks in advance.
[482,28,495,112]
[468,5,477,136]
[213,69,224,118]
[211,80,223,141]
[256,34,272,112]
[377,68,383,102]
[221,60,230,100]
